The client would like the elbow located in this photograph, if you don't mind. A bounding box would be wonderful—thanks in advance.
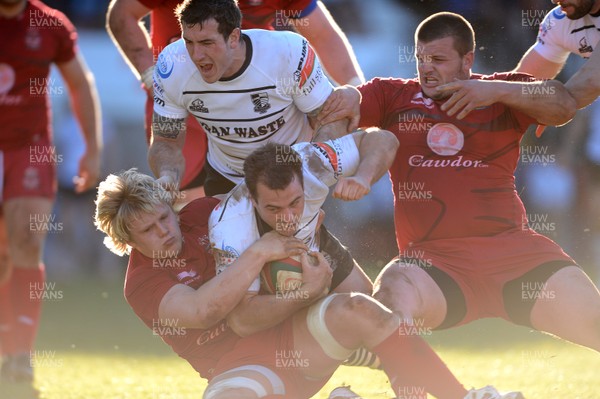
[553,91,577,127]
[226,315,257,338]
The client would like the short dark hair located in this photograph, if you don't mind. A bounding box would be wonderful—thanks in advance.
[415,12,475,57]
[244,143,304,200]
[175,0,242,41]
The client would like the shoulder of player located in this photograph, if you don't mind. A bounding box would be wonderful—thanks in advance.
[156,39,195,81]
[179,197,220,227]
[244,28,305,56]
[208,185,254,228]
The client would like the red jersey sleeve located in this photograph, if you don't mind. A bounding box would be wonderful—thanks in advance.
[358,77,391,129]
[50,7,78,64]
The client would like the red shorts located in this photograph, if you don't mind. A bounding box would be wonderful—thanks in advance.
[212,318,331,398]
[145,96,207,189]
[1,136,57,202]
[406,228,575,327]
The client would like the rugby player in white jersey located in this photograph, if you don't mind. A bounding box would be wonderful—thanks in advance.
[516,0,600,108]
[148,0,360,197]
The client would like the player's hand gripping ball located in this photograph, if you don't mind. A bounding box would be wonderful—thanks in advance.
[260,253,318,293]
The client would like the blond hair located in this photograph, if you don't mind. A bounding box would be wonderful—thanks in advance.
[94,169,174,256]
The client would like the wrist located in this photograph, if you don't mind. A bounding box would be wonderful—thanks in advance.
[141,65,155,91]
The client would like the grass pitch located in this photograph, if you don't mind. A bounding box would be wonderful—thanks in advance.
[4,278,598,399]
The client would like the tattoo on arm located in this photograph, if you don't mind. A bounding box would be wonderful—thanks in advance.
[152,113,186,140]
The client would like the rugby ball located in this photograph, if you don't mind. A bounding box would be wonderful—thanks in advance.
[261,256,303,294]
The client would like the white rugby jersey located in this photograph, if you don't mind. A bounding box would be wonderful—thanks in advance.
[533,6,600,63]
[208,134,359,292]
[153,29,334,183]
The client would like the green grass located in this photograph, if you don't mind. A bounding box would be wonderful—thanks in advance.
[5,278,599,399]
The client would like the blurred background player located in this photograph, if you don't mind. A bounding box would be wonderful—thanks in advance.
[0,0,102,392]
[106,0,365,204]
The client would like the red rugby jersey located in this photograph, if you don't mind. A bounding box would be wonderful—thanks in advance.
[359,74,537,251]
[138,0,317,61]
[0,0,77,150]
[124,197,239,378]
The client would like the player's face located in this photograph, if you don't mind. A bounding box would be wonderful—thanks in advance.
[416,37,473,100]
[127,203,183,258]
[552,0,596,19]
[251,175,305,237]
[182,19,243,84]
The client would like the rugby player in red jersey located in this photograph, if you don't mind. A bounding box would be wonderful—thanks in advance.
[358,12,600,367]
[0,0,102,391]
[94,168,523,399]
[105,0,364,204]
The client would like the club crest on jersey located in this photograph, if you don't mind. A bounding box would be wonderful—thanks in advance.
[251,92,271,114]
[427,123,464,156]
[578,37,593,56]
[0,63,16,94]
[190,98,209,113]
[25,28,41,50]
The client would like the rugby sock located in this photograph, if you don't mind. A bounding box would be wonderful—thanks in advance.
[0,279,16,355]
[11,265,45,354]
[372,326,467,399]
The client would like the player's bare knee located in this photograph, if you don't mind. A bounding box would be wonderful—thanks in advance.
[334,293,392,329]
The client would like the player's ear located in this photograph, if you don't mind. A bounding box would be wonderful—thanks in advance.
[228,28,241,47]
[462,51,474,72]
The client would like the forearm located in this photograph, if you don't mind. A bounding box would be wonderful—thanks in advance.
[68,71,102,154]
[148,140,185,183]
[298,2,364,86]
[498,80,576,126]
[565,49,600,109]
[227,293,312,337]
[160,246,270,329]
[354,129,398,185]
[313,118,349,141]
[106,1,154,78]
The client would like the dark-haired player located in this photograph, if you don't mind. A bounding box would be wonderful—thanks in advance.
[358,12,600,362]
[106,0,364,204]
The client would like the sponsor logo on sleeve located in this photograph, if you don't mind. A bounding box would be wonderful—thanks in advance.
[312,143,341,176]
[157,53,174,79]
[297,46,316,89]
